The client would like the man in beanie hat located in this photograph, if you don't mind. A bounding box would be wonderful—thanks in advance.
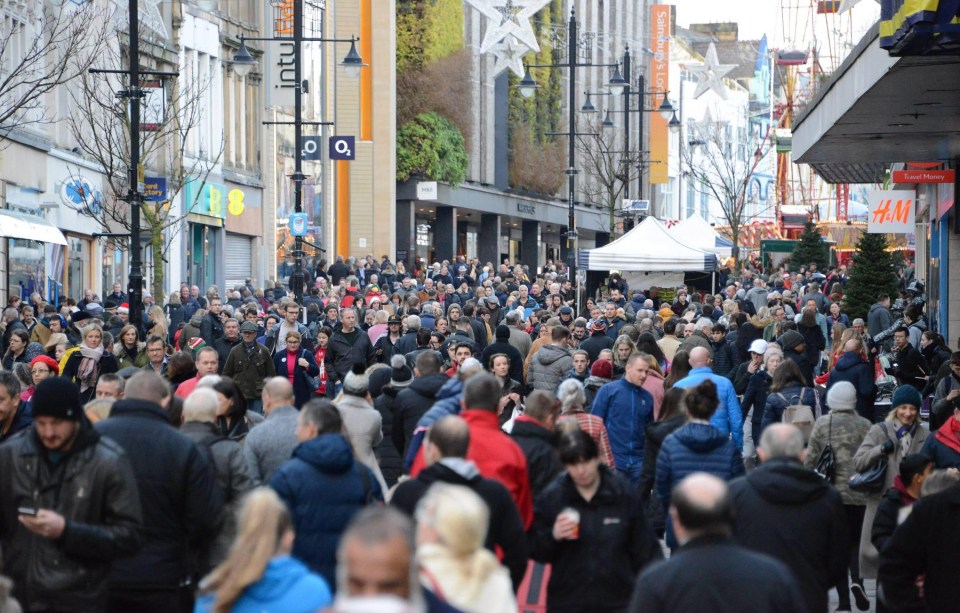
[370,355,413,489]
[95,370,223,612]
[580,319,614,364]
[335,363,387,493]
[0,377,142,612]
[779,329,815,388]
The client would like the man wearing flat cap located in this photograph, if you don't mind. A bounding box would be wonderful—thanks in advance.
[0,376,143,612]
[223,320,277,414]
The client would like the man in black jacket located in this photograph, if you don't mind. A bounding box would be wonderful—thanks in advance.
[887,326,928,393]
[480,324,525,383]
[96,371,224,613]
[629,473,803,613]
[392,351,449,456]
[199,296,225,344]
[324,307,375,398]
[0,378,143,613]
[826,338,877,419]
[580,320,614,364]
[211,318,241,373]
[729,424,847,613]
[879,474,960,612]
[510,390,563,498]
[390,415,528,590]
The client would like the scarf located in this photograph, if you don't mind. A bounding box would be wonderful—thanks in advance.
[77,344,104,393]
[935,418,960,455]
[891,475,918,506]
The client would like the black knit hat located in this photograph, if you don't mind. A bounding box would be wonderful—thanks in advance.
[32,377,83,421]
[390,354,413,387]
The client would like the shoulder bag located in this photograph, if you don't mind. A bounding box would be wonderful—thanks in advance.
[849,426,891,492]
[813,414,836,482]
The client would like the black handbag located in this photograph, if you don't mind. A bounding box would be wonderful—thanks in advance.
[814,415,836,483]
[849,430,892,492]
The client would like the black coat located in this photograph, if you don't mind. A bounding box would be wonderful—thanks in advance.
[61,350,120,404]
[783,348,815,388]
[742,370,773,446]
[373,386,404,489]
[212,336,241,374]
[711,339,738,379]
[729,458,848,613]
[200,312,224,344]
[531,465,662,612]
[273,349,321,408]
[324,328,375,393]
[391,373,450,455]
[798,322,826,367]
[878,482,960,612]
[580,332,614,364]
[510,417,563,498]
[826,352,877,420]
[480,340,525,384]
[871,485,912,555]
[392,331,419,357]
[889,342,929,392]
[95,399,224,590]
[390,462,529,590]
[638,415,686,535]
[629,535,805,613]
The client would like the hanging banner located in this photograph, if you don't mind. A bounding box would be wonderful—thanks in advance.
[648,4,670,184]
[867,190,916,234]
[265,0,296,108]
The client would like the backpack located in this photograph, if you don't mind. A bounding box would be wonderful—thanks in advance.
[777,389,821,443]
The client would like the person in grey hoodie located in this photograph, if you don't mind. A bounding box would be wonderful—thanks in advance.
[243,377,300,482]
[746,279,769,315]
[527,327,574,392]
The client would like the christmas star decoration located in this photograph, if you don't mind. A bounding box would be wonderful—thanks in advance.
[112,0,168,39]
[465,0,552,54]
[490,35,527,78]
[688,42,736,100]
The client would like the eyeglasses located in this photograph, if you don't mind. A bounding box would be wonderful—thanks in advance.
[31,368,50,375]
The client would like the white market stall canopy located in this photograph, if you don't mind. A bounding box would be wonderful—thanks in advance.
[578,216,718,272]
[670,215,733,256]
[0,209,67,245]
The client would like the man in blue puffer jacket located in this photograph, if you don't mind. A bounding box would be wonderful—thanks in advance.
[672,346,744,450]
[271,400,383,588]
[591,352,656,484]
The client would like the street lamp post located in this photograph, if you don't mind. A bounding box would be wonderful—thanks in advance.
[232,13,365,308]
[518,8,620,308]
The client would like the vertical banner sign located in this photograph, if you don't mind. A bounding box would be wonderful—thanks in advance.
[265,0,296,108]
[649,5,670,184]
[867,190,916,234]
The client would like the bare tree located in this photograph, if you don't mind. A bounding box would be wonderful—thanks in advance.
[0,0,113,138]
[576,116,643,234]
[66,30,223,297]
[681,112,773,272]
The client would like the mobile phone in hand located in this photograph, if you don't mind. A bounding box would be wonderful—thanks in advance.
[17,506,38,517]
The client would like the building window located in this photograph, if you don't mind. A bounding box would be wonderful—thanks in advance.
[700,187,709,220]
[685,180,696,219]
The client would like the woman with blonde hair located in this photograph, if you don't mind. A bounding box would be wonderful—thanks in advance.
[195,487,331,613]
[415,483,516,613]
[146,304,168,341]
[61,324,118,403]
[611,335,637,379]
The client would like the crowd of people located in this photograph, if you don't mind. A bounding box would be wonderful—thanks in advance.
[0,253,959,612]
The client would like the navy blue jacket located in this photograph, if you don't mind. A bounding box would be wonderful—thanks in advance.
[271,433,383,588]
[655,422,744,548]
[826,352,876,419]
[0,400,32,443]
[273,348,321,408]
[591,377,655,473]
[742,370,773,446]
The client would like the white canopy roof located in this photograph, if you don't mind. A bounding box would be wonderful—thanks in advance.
[670,215,733,256]
[0,209,67,245]
[579,216,718,272]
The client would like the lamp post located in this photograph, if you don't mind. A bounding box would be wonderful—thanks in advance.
[232,12,365,308]
[518,8,620,308]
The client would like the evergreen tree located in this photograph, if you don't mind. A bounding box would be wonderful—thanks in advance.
[843,232,899,321]
[791,221,829,270]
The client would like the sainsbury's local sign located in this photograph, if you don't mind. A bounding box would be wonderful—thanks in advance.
[867,190,915,234]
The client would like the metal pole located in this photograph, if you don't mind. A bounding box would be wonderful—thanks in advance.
[567,9,577,304]
[290,0,306,308]
[677,77,684,219]
[622,47,630,201]
[127,0,143,330]
[638,73,644,200]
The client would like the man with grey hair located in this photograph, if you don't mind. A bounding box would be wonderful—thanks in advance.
[243,377,299,481]
[506,311,532,359]
[679,318,713,357]
[335,506,453,611]
[728,424,847,613]
[180,387,257,564]
[324,307,375,398]
[393,314,421,355]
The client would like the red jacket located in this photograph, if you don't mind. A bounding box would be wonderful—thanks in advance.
[462,408,533,528]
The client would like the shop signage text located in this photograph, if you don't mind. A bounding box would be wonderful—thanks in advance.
[184,179,247,219]
[60,176,103,214]
[417,181,438,200]
[891,169,955,184]
[867,190,915,234]
[517,203,536,215]
[144,177,167,201]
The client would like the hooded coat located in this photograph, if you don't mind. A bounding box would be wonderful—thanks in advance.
[825,352,876,420]
[729,458,848,613]
[480,326,525,384]
[510,416,563,498]
[270,433,383,587]
[194,556,331,613]
[526,344,573,392]
[591,377,656,478]
[655,423,744,548]
[392,372,451,456]
[335,394,387,494]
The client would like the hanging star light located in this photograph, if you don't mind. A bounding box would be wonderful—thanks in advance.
[688,42,736,100]
[111,0,168,39]
[465,0,552,54]
[490,35,527,78]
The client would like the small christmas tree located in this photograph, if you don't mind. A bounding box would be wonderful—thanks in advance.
[843,232,899,321]
[791,220,829,270]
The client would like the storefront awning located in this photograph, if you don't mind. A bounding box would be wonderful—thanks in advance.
[0,209,68,245]
[793,22,960,184]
